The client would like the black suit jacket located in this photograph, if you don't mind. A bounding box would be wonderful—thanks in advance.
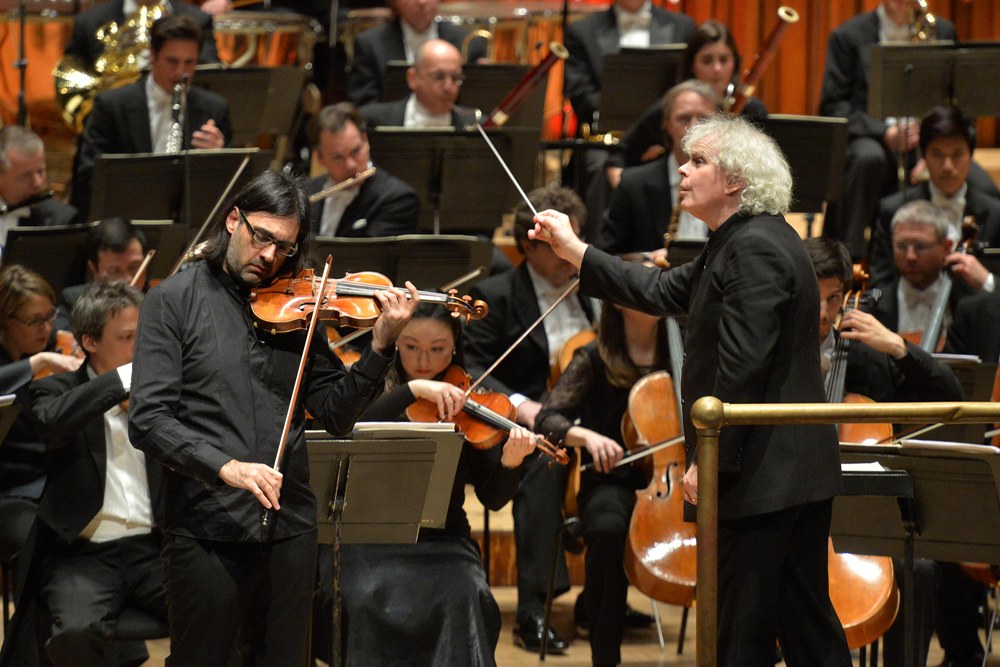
[304,168,419,238]
[564,5,695,126]
[359,97,478,129]
[29,365,163,544]
[580,213,841,520]
[868,182,1000,288]
[73,76,232,218]
[63,0,219,67]
[464,262,595,403]
[348,19,487,108]
[946,288,1000,362]
[845,337,964,403]
[596,156,672,254]
[819,11,956,141]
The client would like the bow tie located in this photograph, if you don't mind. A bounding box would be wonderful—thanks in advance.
[931,194,965,219]
[617,10,650,33]
[901,282,939,311]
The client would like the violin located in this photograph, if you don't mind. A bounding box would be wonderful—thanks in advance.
[405,365,569,465]
[249,269,488,333]
[34,330,85,380]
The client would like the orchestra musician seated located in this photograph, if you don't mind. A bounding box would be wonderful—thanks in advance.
[464,185,598,654]
[535,276,670,667]
[73,14,232,219]
[1,282,167,667]
[55,218,148,331]
[347,0,487,108]
[806,237,977,667]
[595,80,718,255]
[866,200,976,343]
[0,266,84,629]
[868,105,1000,288]
[313,303,536,666]
[63,0,218,71]
[0,126,79,241]
[359,39,478,129]
[304,102,420,238]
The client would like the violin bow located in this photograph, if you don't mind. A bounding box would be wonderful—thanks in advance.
[465,277,580,397]
[262,254,335,529]
[439,266,486,293]
[581,434,686,472]
[129,249,156,288]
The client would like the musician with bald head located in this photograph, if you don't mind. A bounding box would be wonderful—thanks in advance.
[0,126,79,239]
[360,39,478,129]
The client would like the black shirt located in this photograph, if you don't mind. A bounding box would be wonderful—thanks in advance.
[129,260,394,542]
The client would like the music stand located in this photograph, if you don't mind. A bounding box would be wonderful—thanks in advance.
[0,394,19,446]
[382,62,546,128]
[367,127,537,234]
[305,426,464,667]
[89,148,272,227]
[597,45,685,133]
[835,440,1000,665]
[307,234,493,289]
[131,221,190,283]
[4,224,90,293]
[761,114,849,213]
[868,43,956,119]
[932,357,996,444]
[951,43,1000,116]
[194,66,308,145]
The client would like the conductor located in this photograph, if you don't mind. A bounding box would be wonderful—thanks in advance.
[529,113,852,667]
[128,171,418,665]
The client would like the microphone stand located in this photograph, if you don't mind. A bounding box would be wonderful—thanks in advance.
[15,0,28,126]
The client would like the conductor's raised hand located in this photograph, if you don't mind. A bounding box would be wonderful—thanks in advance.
[529,209,588,269]
[371,281,419,355]
[219,459,283,510]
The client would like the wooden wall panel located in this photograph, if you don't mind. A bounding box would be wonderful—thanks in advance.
[638,0,999,145]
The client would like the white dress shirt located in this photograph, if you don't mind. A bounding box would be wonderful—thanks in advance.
[616,1,652,48]
[897,273,950,336]
[319,177,362,238]
[400,20,439,63]
[146,75,175,154]
[403,94,452,128]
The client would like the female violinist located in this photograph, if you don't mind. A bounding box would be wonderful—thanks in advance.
[535,290,670,667]
[316,303,536,666]
[0,265,83,577]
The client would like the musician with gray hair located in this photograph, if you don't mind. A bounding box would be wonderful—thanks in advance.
[0,126,79,240]
[530,113,853,666]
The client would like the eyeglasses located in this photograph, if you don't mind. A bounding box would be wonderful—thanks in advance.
[8,310,56,329]
[423,70,466,86]
[892,240,938,255]
[237,209,298,258]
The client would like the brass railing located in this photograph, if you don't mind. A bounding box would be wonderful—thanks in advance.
[689,397,1000,667]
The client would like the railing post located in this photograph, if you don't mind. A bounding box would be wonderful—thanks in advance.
[692,397,724,667]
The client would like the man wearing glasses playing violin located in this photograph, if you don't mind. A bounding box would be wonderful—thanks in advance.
[128,170,419,666]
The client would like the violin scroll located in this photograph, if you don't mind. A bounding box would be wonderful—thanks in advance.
[445,291,488,322]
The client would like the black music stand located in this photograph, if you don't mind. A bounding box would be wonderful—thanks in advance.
[597,45,685,133]
[835,441,1000,665]
[131,221,189,283]
[89,148,272,227]
[307,234,493,289]
[868,42,957,119]
[4,224,90,293]
[382,62,547,129]
[0,394,19,445]
[194,66,308,146]
[305,425,464,666]
[761,114,849,214]
[933,357,996,444]
[951,42,1000,116]
[367,127,537,234]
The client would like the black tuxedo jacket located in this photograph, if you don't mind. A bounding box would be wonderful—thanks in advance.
[845,337,964,403]
[464,262,595,402]
[819,11,955,141]
[304,168,419,238]
[946,289,1000,362]
[869,182,1000,288]
[63,0,218,67]
[348,19,488,108]
[597,156,672,254]
[73,76,232,218]
[580,213,841,520]
[29,364,163,544]
[359,97,478,129]
[564,5,695,126]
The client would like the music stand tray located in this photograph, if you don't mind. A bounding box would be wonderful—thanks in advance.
[597,45,685,133]
[307,234,493,290]
[4,224,91,294]
[761,114,849,212]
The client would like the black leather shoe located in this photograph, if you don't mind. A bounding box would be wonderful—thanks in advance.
[513,615,569,654]
[937,651,985,667]
[623,604,655,628]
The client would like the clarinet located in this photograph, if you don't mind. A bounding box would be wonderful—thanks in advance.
[164,74,188,154]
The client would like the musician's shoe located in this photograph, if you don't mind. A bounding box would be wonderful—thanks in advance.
[623,605,655,628]
[513,614,569,654]
[937,651,985,667]
[574,598,654,635]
